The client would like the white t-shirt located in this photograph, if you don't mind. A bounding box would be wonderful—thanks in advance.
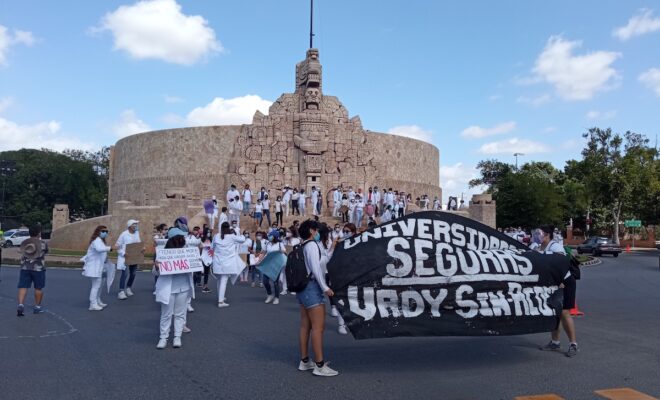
[274,201,282,212]
[262,199,270,210]
[227,189,240,203]
[254,203,263,213]
[243,189,252,202]
[266,241,285,254]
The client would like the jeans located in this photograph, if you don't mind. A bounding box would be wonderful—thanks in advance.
[292,200,299,215]
[249,265,261,283]
[275,211,283,225]
[263,275,280,297]
[243,201,251,215]
[355,209,363,228]
[262,210,272,226]
[119,265,137,290]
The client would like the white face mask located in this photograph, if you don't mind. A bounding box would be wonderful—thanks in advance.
[286,232,292,238]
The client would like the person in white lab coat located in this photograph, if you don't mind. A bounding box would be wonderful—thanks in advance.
[212,222,246,308]
[82,225,112,311]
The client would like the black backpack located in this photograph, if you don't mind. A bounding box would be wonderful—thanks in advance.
[285,240,320,292]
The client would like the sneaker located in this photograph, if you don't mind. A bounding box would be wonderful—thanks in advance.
[17,304,25,317]
[98,301,108,308]
[172,337,182,348]
[187,305,195,313]
[298,359,316,371]
[338,325,348,335]
[182,326,192,333]
[265,295,274,304]
[539,341,561,351]
[202,287,211,293]
[566,343,579,357]
[280,290,289,296]
[217,302,229,308]
[118,290,127,300]
[258,282,264,288]
[330,306,339,317]
[290,292,296,295]
[89,304,104,311]
[156,339,167,349]
[312,363,339,377]
[250,282,256,288]
[125,288,134,297]
[195,283,203,288]
[273,297,280,305]
[33,306,44,314]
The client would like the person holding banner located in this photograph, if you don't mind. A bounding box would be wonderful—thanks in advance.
[154,230,195,349]
[262,230,286,304]
[212,222,246,308]
[295,220,339,377]
[82,226,112,311]
[535,225,579,357]
[317,224,346,335]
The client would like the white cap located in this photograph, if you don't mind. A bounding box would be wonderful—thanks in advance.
[212,195,216,200]
[126,219,139,227]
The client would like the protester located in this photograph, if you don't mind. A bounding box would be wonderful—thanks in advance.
[299,189,307,216]
[339,194,349,223]
[115,219,142,300]
[254,199,264,227]
[282,186,292,217]
[281,227,301,295]
[535,225,579,357]
[295,220,338,376]
[212,222,246,308]
[155,230,194,349]
[381,205,393,223]
[354,195,365,228]
[219,206,229,227]
[274,195,284,226]
[263,230,286,305]
[291,189,300,215]
[82,225,112,311]
[262,194,272,226]
[238,230,252,283]
[16,225,48,317]
[311,186,319,216]
[318,224,346,334]
[242,184,253,216]
[199,228,213,293]
[249,231,266,287]
[227,184,239,204]
[332,187,342,217]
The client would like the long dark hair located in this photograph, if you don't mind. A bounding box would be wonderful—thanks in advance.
[319,223,331,249]
[220,222,232,240]
[90,225,108,245]
[165,235,186,249]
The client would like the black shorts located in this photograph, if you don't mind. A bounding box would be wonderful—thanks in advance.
[18,270,46,290]
[562,276,576,310]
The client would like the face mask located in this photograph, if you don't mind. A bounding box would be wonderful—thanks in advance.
[244,233,249,238]
[132,225,139,232]
[100,232,108,239]
[267,235,274,242]
[256,236,262,240]
[532,232,543,245]
[334,228,340,232]
[286,232,292,238]
[313,232,321,242]
[343,232,351,239]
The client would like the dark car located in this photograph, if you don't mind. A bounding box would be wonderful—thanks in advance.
[577,237,622,257]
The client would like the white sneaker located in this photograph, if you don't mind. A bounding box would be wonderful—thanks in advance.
[172,337,182,348]
[250,282,256,288]
[298,360,316,371]
[280,290,288,296]
[156,339,167,349]
[217,302,230,308]
[182,326,191,333]
[187,305,194,313]
[273,298,280,305]
[330,306,339,317]
[89,304,103,311]
[313,363,339,377]
[264,295,274,304]
[98,301,108,308]
[118,291,127,300]
[126,288,134,297]
[338,325,348,335]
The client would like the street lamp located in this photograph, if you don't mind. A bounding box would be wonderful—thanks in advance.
[514,153,525,170]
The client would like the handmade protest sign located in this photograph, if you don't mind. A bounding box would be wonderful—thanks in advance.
[124,242,144,265]
[327,211,570,340]
[156,247,204,276]
[256,251,287,281]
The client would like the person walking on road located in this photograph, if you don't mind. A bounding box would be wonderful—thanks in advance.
[16,225,48,317]
[82,225,112,311]
[212,222,246,308]
[116,219,142,300]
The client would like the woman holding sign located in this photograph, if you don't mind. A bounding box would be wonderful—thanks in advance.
[154,229,194,349]
[212,222,246,308]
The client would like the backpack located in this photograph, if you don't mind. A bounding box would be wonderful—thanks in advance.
[285,240,320,292]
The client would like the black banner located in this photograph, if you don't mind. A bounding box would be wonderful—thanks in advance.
[327,211,569,340]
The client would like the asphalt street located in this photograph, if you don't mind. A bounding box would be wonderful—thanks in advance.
[1,252,659,400]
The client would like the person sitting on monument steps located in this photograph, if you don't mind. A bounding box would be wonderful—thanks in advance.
[295,219,339,377]
[116,219,142,300]
[212,222,246,308]
[82,225,112,311]
[535,225,579,358]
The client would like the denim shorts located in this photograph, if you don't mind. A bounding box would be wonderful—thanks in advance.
[17,270,46,289]
[296,280,325,309]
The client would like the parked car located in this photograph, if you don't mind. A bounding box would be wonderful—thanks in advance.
[576,236,622,257]
[2,229,30,248]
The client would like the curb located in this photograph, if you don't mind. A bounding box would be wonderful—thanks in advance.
[580,257,602,267]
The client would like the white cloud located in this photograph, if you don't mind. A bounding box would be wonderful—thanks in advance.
[460,121,516,139]
[0,117,93,152]
[516,93,551,107]
[386,125,433,143]
[112,109,151,138]
[0,25,35,66]
[478,138,551,154]
[488,94,501,101]
[440,162,484,204]
[164,95,184,104]
[613,9,660,41]
[528,36,621,100]
[186,95,272,126]
[0,97,14,113]
[586,110,617,120]
[639,68,660,96]
[96,0,222,65]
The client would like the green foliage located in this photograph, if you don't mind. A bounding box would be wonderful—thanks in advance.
[0,148,109,230]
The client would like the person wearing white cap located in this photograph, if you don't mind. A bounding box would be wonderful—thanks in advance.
[115,219,142,300]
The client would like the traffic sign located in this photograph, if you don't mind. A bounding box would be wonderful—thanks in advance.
[624,220,641,227]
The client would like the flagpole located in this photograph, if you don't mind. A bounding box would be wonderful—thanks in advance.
[309,0,314,48]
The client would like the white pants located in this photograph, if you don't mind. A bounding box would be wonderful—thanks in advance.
[279,271,288,292]
[207,212,217,230]
[89,277,103,306]
[332,202,340,217]
[283,202,290,216]
[160,291,189,339]
[217,275,229,303]
[299,203,306,216]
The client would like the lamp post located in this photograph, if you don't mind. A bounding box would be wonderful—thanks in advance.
[513,153,524,170]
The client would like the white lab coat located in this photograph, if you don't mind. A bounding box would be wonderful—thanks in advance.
[212,233,246,275]
[154,272,195,305]
[82,238,111,278]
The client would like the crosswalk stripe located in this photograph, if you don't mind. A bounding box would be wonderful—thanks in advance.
[595,388,658,400]
[514,395,565,400]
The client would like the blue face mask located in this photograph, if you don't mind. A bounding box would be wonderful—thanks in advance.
[313,232,321,242]
[100,232,108,239]
[532,231,543,245]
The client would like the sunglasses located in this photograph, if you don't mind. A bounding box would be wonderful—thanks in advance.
[101,230,109,233]
[342,230,351,234]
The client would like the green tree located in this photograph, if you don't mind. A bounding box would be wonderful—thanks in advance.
[468,159,513,192]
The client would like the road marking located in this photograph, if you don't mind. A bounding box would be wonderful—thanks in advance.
[515,395,565,400]
[595,388,658,400]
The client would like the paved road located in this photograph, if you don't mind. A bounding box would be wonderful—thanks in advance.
[1,252,659,400]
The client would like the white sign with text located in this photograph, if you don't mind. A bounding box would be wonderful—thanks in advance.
[156,247,203,276]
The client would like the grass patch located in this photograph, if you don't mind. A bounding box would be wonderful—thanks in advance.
[575,254,590,263]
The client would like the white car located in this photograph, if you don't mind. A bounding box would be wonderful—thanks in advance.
[2,229,30,247]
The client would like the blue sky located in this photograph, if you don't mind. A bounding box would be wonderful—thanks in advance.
[1,1,659,202]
